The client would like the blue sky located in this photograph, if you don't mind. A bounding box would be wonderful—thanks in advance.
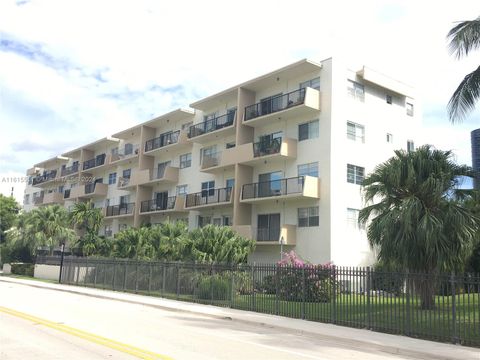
[0,0,479,201]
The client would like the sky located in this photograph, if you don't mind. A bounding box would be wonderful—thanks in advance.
[0,0,479,202]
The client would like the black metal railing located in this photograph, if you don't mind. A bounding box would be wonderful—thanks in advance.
[188,112,236,138]
[85,183,97,194]
[61,164,79,176]
[140,196,176,213]
[83,154,106,170]
[32,170,57,185]
[105,203,135,217]
[63,189,71,199]
[257,227,281,242]
[242,176,304,200]
[253,137,282,157]
[52,256,480,347]
[185,187,232,208]
[244,88,306,121]
[145,130,180,152]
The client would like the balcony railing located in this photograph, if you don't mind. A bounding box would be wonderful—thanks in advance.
[105,203,135,217]
[201,152,221,169]
[140,196,176,213]
[242,176,305,200]
[32,170,57,185]
[253,137,282,157]
[85,183,98,194]
[244,88,306,121]
[61,164,79,176]
[145,130,180,152]
[188,112,235,139]
[185,187,232,208]
[83,154,106,170]
[33,194,45,205]
[118,177,130,188]
[111,144,139,162]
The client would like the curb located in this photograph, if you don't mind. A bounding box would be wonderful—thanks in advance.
[0,276,475,360]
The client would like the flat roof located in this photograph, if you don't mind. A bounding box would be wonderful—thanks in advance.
[142,108,195,128]
[62,137,120,158]
[34,155,69,169]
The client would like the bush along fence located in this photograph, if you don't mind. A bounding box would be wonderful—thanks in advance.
[36,256,480,347]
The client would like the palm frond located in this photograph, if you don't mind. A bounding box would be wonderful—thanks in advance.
[447,17,480,59]
[448,65,480,122]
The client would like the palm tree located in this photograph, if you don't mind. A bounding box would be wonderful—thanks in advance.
[149,222,189,261]
[70,201,104,256]
[27,205,76,254]
[447,16,480,121]
[359,145,479,309]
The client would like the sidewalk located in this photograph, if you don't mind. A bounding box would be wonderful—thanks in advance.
[1,276,478,360]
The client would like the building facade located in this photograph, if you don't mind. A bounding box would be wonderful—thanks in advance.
[23,58,419,265]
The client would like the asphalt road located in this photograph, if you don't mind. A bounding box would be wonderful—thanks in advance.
[0,281,417,360]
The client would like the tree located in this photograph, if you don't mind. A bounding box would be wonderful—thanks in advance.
[359,145,479,309]
[111,227,155,260]
[26,205,76,254]
[149,222,189,261]
[447,16,480,121]
[0,194,20,244]
[70,201,104,256]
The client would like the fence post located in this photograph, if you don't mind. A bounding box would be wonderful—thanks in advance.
[134,261,139,293]
[148,262,152,294]
[93,260,98,288]
[112,259,116,290]
[176,263,180,299]
[366,266,371,330]
[301,267,306,320]
[162,263,166,296]
[75,260,80,285]
[405,270,410,336]
[451,272,457,344]
[123,260,127,290]
[252,263,256,312]
[331,266,337,324]
[275,265,279,316]
[84,257,88,286]
[230,264,235,308]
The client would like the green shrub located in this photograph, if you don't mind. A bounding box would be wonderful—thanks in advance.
[196,274,231,300]
[11,263,34,277]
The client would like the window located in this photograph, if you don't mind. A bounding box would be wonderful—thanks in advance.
[407,140,415,152]
[120,195,130,205]
[406,102,414,116]
[222,215,232,226]
[386,94,392,104]
[176,184,188,196]
[298,162,318,177]
[226,178,235,189]
[104,225,113,237]
[226,142,236,149]
[198,215,211,228]
[201,145,217,164]
[347,208,365,230]
[201,181,215,197]
[108,172,117,185]
[203,113,216,122]
[348,80,365,101]
[118,224,128,232]
[386,133,393,143]
[122,169,131,179]
[24,194,30,204]
[179,153,191,169]
[347,121,365,142]
[298,207,319,227]
[300,77,320,90]
[156,161,171,178]
[298,119,319,141]
[347,164,365,185]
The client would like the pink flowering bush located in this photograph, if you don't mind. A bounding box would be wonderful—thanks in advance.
[261,251,337,302]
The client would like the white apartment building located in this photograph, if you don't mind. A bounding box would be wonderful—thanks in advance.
[23,58,420,266]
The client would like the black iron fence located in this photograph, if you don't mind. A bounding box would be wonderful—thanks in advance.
[188,112,235,139]
[140,196,176,213]
[253,137,282,157]
[61,164,79,176]
[145,131,180,152]
[37,256,480,347]
[185,187,232,208]
[83,154,106,170]
[242,176,305,200]
[105,203,135,217]
[32,170,57,185]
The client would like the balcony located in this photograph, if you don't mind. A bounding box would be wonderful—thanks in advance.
[243,87,320,127]
[61,164,79,177]
[110,144,140,165]
[140,195,186,214]
[83,154,107,171]
[117,176,134,190]
[33,194,45,206]
[105,203,135,218]
[32,170,57,186]
[42,192,64,205]
[144,130,190,155]
[231,224,296,245]
[63,189,71,199]
[70,182,108,199]
[184,187,233,209]
[241,176,319,203]
[187,112,236,143]
[133,166,179,187]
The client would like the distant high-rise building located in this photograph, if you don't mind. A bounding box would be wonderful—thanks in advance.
[471,128,480,189]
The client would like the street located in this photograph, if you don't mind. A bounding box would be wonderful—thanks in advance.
[0,281,421,360]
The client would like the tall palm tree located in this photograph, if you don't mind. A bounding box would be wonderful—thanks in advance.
[70,201,104,256]
[27,205,76,254]
[447,16,480,121]
[359,145,479,309]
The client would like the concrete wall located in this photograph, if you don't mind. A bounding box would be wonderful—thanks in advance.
[34,264,60,281]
